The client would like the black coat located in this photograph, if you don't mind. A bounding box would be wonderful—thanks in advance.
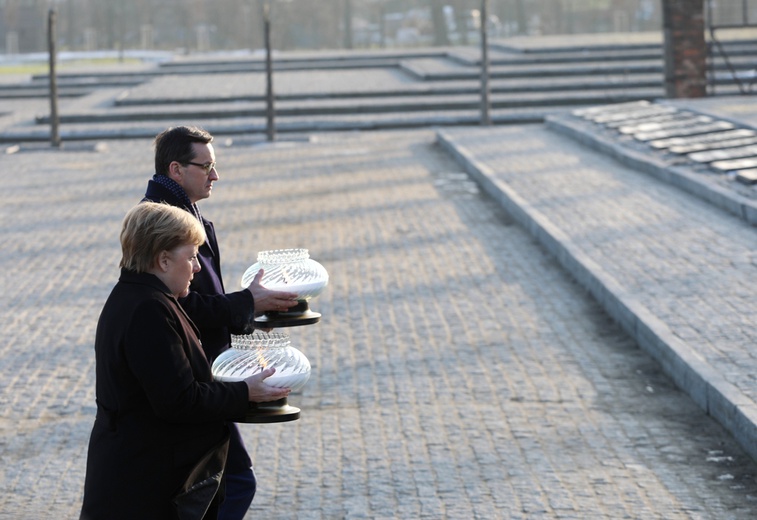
[143,179,255,474]
[143,179,256,363]
[80,270,249,520]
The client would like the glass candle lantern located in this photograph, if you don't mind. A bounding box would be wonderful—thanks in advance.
[241,249,329,328]
[212,331,311,423]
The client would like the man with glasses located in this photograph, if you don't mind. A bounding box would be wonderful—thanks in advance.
[142,125,298,520]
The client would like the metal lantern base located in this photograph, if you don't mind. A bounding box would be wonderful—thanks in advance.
[254,300,321,328]
[238,397,300,423]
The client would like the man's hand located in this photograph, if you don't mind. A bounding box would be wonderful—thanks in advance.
[244,367,290,402]
[247,268,299,312]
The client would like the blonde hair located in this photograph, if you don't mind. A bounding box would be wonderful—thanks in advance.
[119,202,206,273]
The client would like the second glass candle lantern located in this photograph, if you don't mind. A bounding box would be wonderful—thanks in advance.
[212,330,311,423]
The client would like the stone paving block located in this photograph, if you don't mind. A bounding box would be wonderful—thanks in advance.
[618,113,709,134]
[649,128,756,150]
[633,120,735,142]
[669,135,757,155]
[736,168,757,185]
[688,144,757,163]
[712,156,757,172]
[588,105,677,125]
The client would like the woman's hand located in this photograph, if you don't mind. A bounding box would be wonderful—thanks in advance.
[244,367,291,402]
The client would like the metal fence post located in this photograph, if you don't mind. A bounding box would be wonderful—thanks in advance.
[48,8,61,148]
[480,0,491,126]
[262,1,276,142]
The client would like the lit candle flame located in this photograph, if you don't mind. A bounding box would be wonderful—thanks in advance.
[255,347,268,369]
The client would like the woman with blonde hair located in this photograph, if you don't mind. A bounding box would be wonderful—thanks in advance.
[80,202,289,520]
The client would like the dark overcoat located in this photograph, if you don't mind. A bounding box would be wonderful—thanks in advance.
[143,178,255,474]
[143,179,256,362]
[80,270,249,520]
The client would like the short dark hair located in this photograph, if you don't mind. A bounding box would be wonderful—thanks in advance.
[153,126,213,176]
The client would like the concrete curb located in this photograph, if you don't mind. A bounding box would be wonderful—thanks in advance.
[436,128,757,463]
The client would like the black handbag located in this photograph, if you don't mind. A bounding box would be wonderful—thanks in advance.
[173,429,231,520]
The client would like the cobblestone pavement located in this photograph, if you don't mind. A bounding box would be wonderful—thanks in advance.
[438,121,757,458]
[2,129,757,519]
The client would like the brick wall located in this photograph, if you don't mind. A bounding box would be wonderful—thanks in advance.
[662,0,707,98]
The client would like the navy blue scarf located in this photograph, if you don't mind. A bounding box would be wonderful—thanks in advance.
[152,174,203,223]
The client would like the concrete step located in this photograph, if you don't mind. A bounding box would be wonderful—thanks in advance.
[35,88,666,125]
[113,73,669,106]
[1,105,582,143]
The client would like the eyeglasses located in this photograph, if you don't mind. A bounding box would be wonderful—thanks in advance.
[184,161,217,174]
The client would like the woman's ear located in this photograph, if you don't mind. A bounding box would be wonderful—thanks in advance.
[158,250,171,272]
